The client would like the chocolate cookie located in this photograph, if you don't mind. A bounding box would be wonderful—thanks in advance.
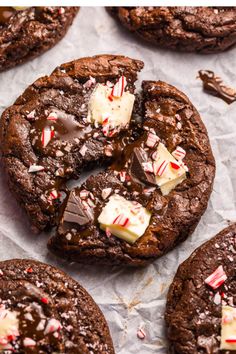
[0,7,78,71]
[108,7,236,53]
[165,224,236,353]
[0,55,215,266]
[0,258,114,353]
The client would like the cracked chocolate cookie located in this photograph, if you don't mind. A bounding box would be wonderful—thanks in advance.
[108,7,236,53]
[165,224,236,353]
[0,55,215,266]
[0,258,114,353]
[0,7,78,71]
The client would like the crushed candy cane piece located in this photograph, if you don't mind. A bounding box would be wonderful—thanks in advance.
[172,146,186,160]
[23,338,36,347]
[142,162,154,173]
[44,318,62,335]
[47,112,58,121]
[137,328,146,340]
[111,76,127,98]
[80,190,90,199]
[41,127,55,148]
[27,110,36,119]
[28,165,44,173]
[146,132,160,148]
[112,214,130,227]
[205,265,227,290]
[79,144,87,156]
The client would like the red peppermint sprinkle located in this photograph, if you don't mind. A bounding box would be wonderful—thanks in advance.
[41,297,49,304]
[112,214,130,227]
[155,160,168,176]
[172,146,186,160]
[225,338,236,343]
[26,267,33,274]
[47,112,58,121]
[205,265,227,290]
[111,76,127,98]
[146,132,160,148]
[41,127,55,148]
[170,161,180,170]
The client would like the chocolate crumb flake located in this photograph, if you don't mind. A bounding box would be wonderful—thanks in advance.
[198,70,236,104]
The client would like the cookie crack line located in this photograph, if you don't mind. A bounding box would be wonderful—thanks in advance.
[0,54,215,267]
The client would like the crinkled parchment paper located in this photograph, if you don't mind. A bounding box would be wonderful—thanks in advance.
[0,7,236,353]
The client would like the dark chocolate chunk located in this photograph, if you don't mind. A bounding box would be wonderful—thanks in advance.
[130,147,156,185]
[198,70,236,104]
[62,190,92,227]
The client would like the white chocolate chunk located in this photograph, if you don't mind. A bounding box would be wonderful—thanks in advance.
[220,305,236,350]
[0,306,19,350]
[87,84,135,129]
[154,143,186,195]
[98,194,151,244]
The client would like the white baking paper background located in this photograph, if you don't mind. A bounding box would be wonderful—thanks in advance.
[0,7,236,353]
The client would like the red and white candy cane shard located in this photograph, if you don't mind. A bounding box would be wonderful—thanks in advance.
[23,338,36,347]
[155,160,168,176]
[172,146,186,160]
[137,328,146,340]
[44,318,62,335]
[142,162,154,174]
[119,171,126,182]
[111,76,127,98]
[205,265,227,290]
[41,127,55,148]
[112,214,130,227]
[170,161,180,170]
[80,190,90,199]
[146,132,160,148]
[50,190,58,200]
[47,112,58,121]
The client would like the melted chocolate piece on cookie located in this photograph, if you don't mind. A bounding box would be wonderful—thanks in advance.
[198,70,236,104]
[130,147,156,185]
[61,190,93,229]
